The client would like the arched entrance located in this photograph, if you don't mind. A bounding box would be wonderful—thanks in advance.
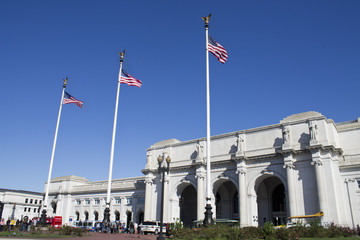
[126,211,132,228]
[137,211,144,224]
[256,176,287,226]
[115,211,120,221]
[94,211,99,221]
[214,180,238,220]
[84,211,89,221]
[179,185,197,227]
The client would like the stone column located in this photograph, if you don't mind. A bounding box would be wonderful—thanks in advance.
[236,162,247,227]
[196,166,206,221]
[120,197,126,223]
[311,158,327,216]
[144,175,154,221]
[164,174,170,223]
[283,159,297,218]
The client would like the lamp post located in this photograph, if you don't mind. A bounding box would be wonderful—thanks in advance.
[157,155,171,240]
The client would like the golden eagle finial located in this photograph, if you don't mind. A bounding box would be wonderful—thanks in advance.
[63,77,68,88]
[118,50,125,61]
[201,13,211,26]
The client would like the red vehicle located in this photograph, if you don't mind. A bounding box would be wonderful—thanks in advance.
[46,216,62,228]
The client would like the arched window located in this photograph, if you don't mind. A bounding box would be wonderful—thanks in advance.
[115,211,120,221]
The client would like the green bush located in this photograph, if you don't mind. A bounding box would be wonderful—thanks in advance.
[262,222,275,240]
[172,221,358,240]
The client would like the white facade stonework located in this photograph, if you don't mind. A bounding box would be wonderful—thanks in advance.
[143,112,360,228]
[0,189,43,221]
[42,112,360,228]
[44,175,145,225]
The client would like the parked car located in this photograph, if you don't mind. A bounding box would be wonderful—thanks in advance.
[141,221,164,235]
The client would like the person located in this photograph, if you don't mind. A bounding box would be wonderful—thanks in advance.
[96,221,100,232]
[137,223,141,234]
[10,219,15,230]
[0,218,5,232]
[27,219,32,232]
[134,222,138,234]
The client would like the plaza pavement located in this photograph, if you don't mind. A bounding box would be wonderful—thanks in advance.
[0,232,162,240]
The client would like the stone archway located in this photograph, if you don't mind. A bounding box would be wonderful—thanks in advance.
[94,211,99,221]
[137,211,144,224]
[84,211,89,221]
[256,176,287,226]
[214,180,238,220]
[115,211,120,221]
[179,185,197,227]
[126,210,132,228]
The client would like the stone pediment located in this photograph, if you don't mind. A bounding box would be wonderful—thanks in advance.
[280,111,324,124]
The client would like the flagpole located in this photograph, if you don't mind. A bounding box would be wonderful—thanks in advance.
[40,77,68,226]
[202,13,214,226]
[104,50,125,223]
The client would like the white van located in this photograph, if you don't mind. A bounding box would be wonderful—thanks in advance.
[140,221,163,235]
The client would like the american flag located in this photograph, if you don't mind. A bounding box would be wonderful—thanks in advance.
[208,36,228,63]
[63,91,83,108]
[120,70,142,88]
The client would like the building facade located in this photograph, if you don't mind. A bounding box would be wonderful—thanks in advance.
[143,111,360,228]
[43,111,360,228]
[0,188,43,221]
[45,175,145,226]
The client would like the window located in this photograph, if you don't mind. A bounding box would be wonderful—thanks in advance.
[30,199,33,204]
[25,198,28,203]
[33,208,37,213]
[76,200,81,205]
[357,180,360,188]
[24,207,27,212]
[28,208,31,212]
[39,200,42,204]
[38,208,40,213]
[115,199,121,204]
[34,200,37,204]
[127,198,132,205]
[85,200,90,205]
[94,199,100,205]
[138,197,145,204]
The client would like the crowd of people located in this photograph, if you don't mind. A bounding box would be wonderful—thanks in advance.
[0,217,38,232]
[92,221,141,234]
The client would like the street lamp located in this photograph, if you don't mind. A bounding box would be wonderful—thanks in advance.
[157,155,171,240]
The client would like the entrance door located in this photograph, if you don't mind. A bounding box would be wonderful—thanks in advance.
[256,176,287,226]
[180,185,197,227]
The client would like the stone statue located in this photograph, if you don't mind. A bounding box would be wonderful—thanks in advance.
[282,126,290,144]
[146,151,151,164]
[309,122,318,141]
[236,134,244,152]
[196,141,204,158]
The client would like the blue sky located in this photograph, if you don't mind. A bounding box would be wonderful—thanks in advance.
[1,1,359,192]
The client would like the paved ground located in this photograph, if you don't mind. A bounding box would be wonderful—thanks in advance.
[0,232,165,240]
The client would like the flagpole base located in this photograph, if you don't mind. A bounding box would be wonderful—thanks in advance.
[40,209,47,227]
[203,200,214,226]
[103,207,110,223]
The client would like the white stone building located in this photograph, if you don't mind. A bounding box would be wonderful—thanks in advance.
[143,111,360,228]
[0,188,43,221]
[43,111,360,228]
[45,175,145,226]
